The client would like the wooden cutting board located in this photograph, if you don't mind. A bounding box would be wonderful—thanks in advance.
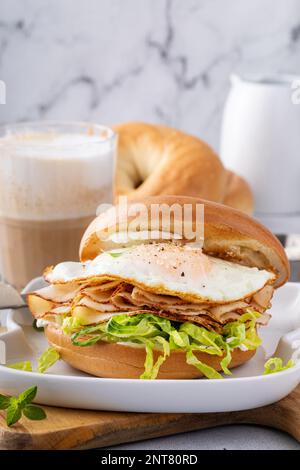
[0,385,299,450]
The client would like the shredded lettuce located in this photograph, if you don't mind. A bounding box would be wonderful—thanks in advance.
[141,340,155,380]
[180,322,224,355]
[140,337,170,380]
[107,314,160,338]
[37,347,60,373]
[7,361,33,372]
[220,344,232,375]
[67,310,264,379]
[9,308,295,379]
[7,348,60,374]
[186,349,222,379]
[263,357,294,375]
[62,316,84,335]
[151,337,170,378]
[108,252,124,258]
[223,310,262,351]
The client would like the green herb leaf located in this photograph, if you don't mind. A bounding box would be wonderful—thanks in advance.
[6,400,22,427]
[17,385,37,408]
[37,347,60,373]
[32,319,44,332]
[8,361,33,372]
[0,386,46,427]
[0,394,11,410]
[23,404,46,421]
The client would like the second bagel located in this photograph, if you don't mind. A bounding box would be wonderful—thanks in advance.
[113,122,253,214]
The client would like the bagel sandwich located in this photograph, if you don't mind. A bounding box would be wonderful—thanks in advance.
[28,196,289,380]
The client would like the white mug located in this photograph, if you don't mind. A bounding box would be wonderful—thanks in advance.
[220,74,300,215]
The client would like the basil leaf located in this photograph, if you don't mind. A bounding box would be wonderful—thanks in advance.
[0,394,11,410]
[6,401,22,427]
[17,385,37,407]
[23,404,46,421]
[1,386,46,426]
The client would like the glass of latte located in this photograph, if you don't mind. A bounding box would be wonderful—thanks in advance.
[0,121,116,290]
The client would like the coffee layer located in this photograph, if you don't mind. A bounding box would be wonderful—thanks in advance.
[0,215,93,290]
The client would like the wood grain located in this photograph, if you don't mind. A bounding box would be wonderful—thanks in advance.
[0,385,299,450]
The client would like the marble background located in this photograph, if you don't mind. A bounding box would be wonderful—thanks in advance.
[1,0,300,150]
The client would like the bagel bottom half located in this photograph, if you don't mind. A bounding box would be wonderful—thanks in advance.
[45,324,255,380]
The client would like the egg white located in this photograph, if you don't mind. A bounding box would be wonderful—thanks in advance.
[45,243,275,303]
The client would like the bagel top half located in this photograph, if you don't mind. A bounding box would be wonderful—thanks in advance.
[79,195,289,288]
[113,122,253,215]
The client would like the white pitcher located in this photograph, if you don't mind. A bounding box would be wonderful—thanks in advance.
[220,74,300,215]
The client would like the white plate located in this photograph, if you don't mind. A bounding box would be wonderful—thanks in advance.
[0,280,300,413]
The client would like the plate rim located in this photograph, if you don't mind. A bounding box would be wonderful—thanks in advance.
[1,359,300,384]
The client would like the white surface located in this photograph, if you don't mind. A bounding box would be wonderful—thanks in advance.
[0,282,300,413]
[1,0,300,150]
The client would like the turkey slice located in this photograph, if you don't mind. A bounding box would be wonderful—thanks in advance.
[131,287,206,307]
[252,285,273,309]
[28,283,82,303]
[156,311,222,333]
[76,296,118,313]
[209,301,249,322]
[111,285,139,310]
[81,286,120,304]
[50,305,71,315]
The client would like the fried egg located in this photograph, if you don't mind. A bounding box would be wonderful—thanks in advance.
[45,243,275,303]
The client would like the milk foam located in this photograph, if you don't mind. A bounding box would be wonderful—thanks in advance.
[0,131,115,220]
